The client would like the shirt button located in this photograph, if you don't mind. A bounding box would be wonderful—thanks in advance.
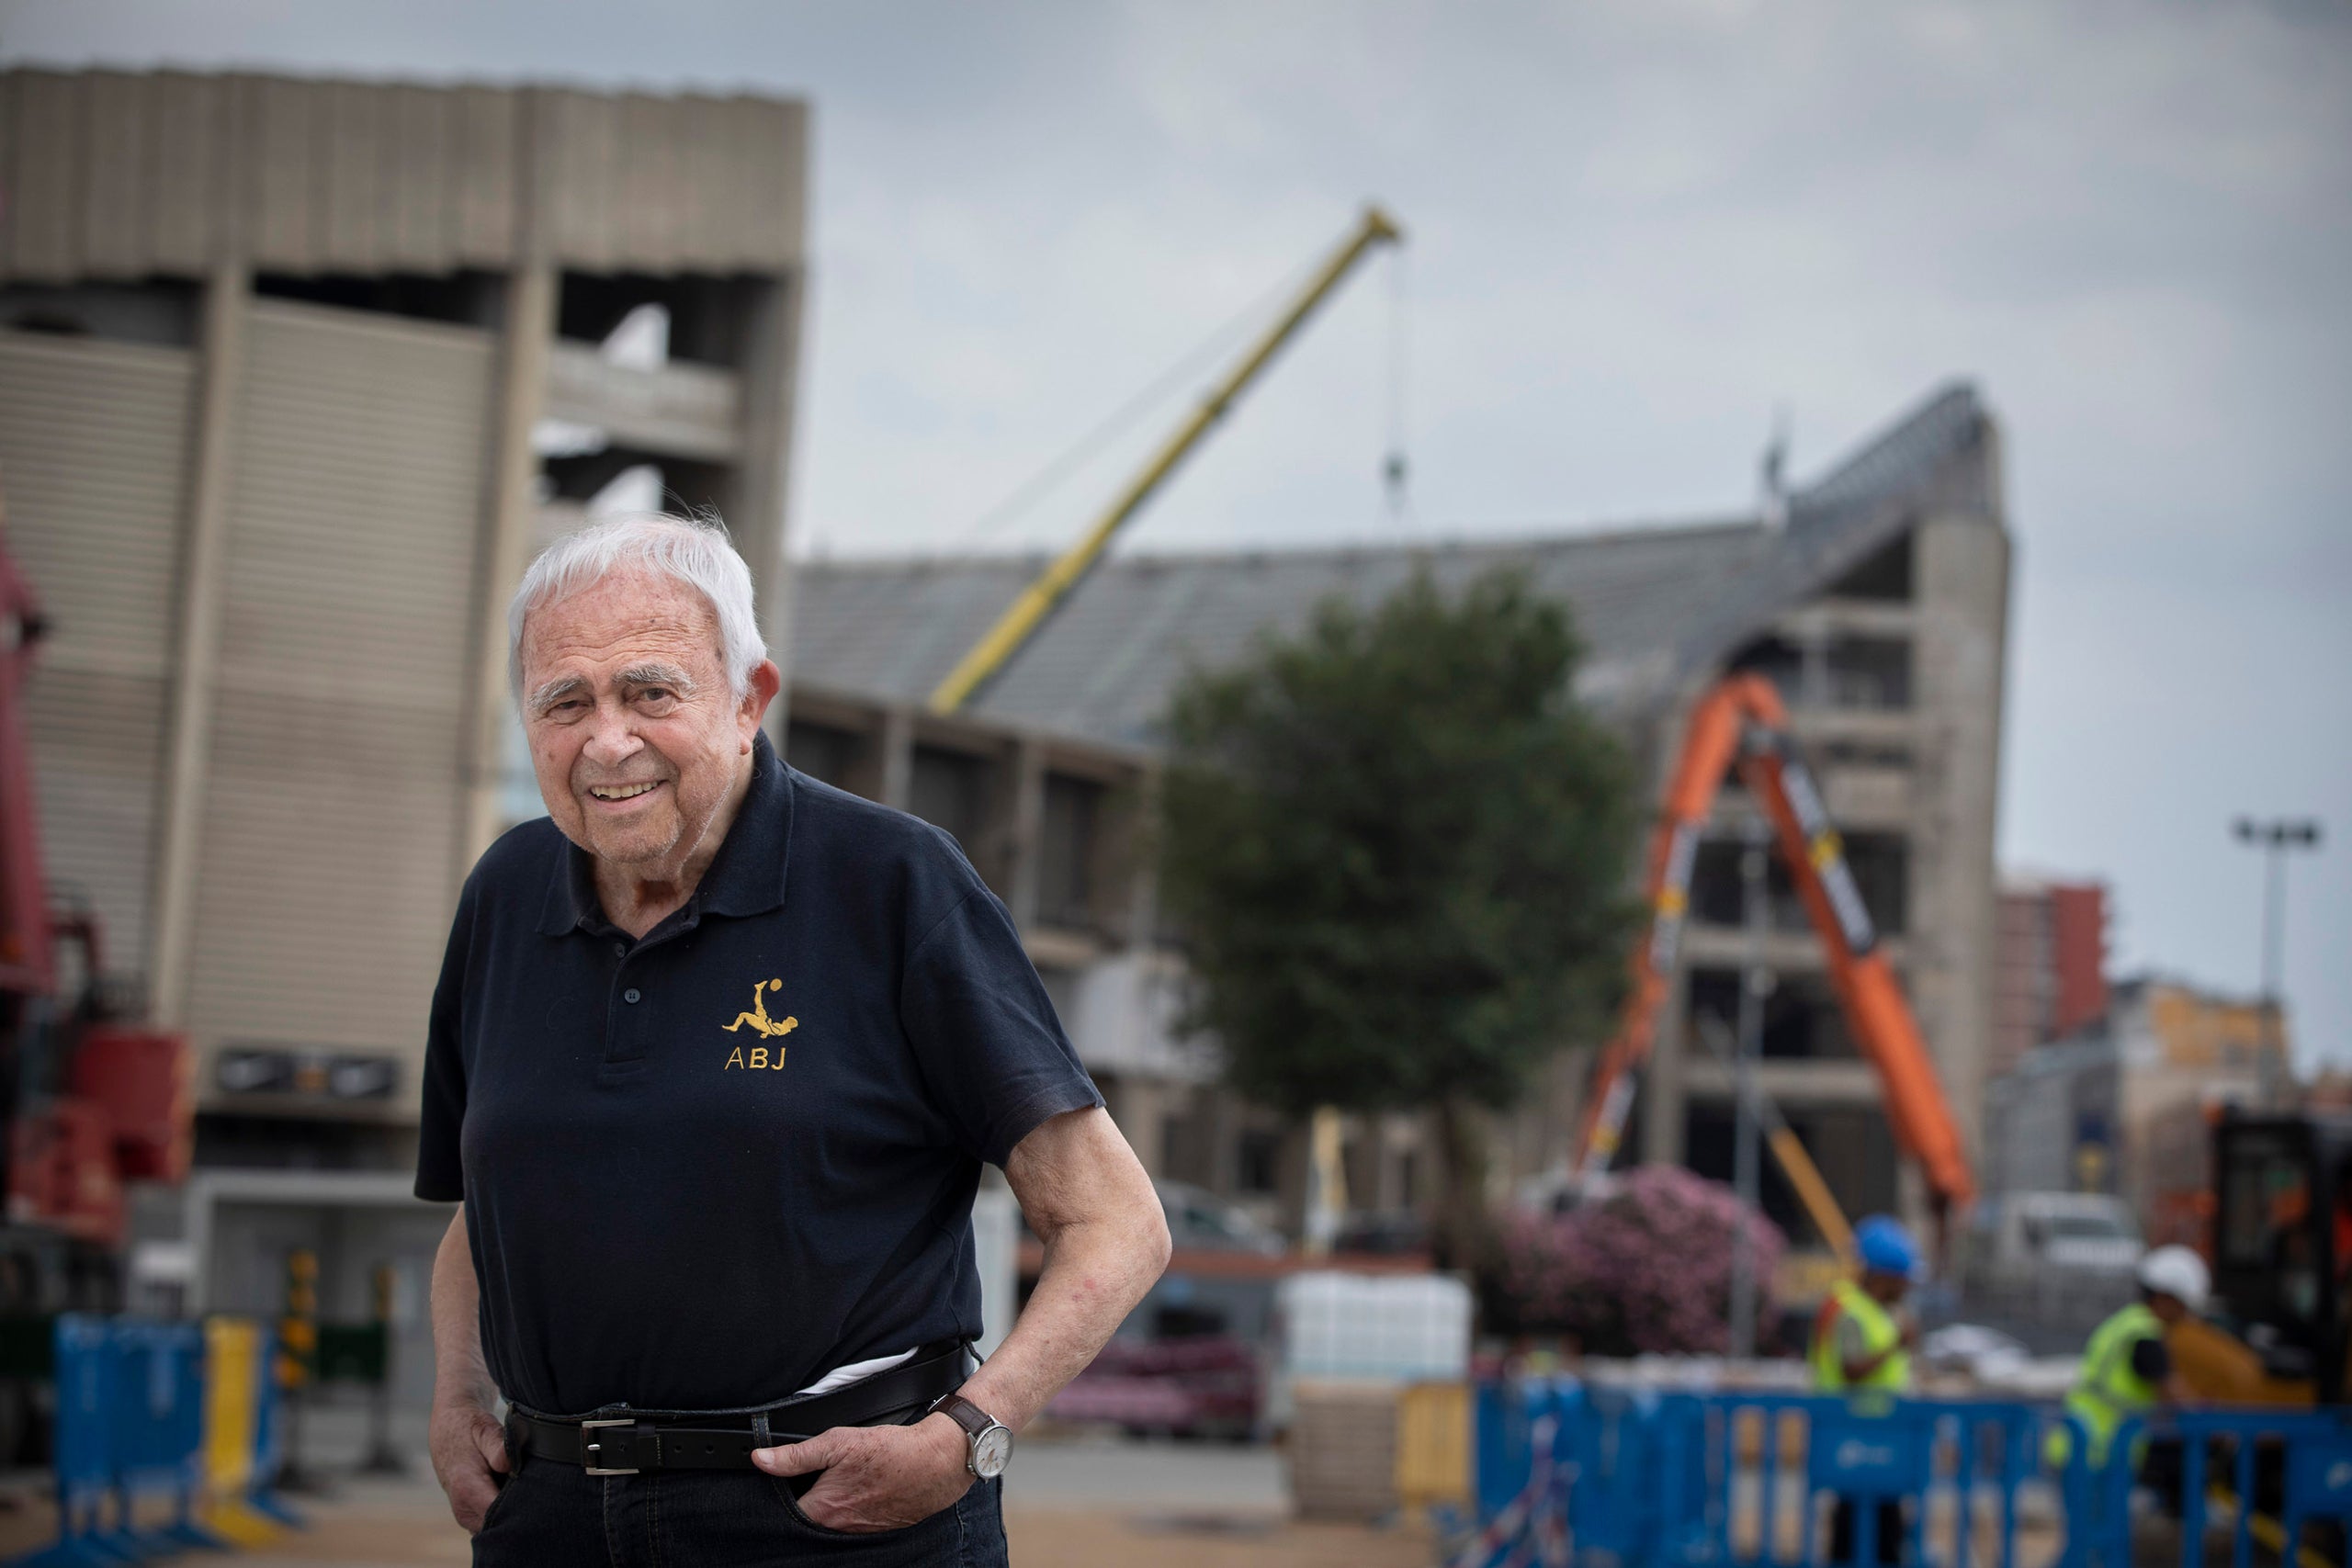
[614,942,627,958]
[623,988,641,1004]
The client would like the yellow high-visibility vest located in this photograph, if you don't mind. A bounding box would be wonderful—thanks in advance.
[1811,1280,1911,1394]
[2043,1303,2163,1471]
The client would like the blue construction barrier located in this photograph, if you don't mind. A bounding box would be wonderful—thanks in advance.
[113,1320,221,1556]
[2062,1407,2352,1568]
[6,1315,243,1567]
[21,1315,118,1567]
[1468,1378,2352,1567]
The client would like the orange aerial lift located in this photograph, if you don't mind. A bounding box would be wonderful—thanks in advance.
[1569,671,1975,1247]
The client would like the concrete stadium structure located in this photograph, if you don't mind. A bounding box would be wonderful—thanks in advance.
[0,63,2011,1292]
[0,65,813,1347]
[791,385,2013,1240]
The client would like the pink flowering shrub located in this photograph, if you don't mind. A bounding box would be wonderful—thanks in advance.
[1494,1165,1785,1355]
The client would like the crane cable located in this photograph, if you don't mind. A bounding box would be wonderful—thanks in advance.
[944,248,1348,558]
[1383,238,1413,531]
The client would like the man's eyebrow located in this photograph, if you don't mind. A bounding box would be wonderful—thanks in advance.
[526,675,590,716]
[617,662,695,694]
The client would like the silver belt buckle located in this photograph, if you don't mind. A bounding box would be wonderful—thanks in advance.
[581,1417,640,1475]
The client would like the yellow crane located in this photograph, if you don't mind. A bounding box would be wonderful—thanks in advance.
[925,204,1405,715]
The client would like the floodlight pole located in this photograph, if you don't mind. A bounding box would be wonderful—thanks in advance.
[2233,816,2323,1109]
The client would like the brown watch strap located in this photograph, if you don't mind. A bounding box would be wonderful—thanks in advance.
[930,1392,996,1439]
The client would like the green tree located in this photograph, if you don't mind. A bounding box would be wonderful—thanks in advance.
[1158,567,1640,1271]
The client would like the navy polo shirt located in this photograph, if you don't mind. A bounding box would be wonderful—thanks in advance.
[413,734,1102,1416]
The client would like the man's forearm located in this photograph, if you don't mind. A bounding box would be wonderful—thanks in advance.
[955,1213,1163,1429]
[957,1110,1170,1430]
[430,1210,499,1414]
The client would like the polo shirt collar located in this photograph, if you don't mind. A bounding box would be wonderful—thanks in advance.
[537,731,795,936]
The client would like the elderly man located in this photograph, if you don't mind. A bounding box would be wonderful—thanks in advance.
[416,514,1170,1564]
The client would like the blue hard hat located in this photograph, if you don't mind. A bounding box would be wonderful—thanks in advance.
[1854,1214,1921,1280]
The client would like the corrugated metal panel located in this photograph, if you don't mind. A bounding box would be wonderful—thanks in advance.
[189,300,492,1077]
[676,96,730,272]
[451,87,518,265]
[321,81,384,271]
[735,97,800,270]
[25,671,172,975]
[0,77,13,277]
[384,85,452,273]
[246,75,316,273]
[0,68,808,280]
[80,71,149,277]
[6,71,85,282]
[543,89,617,270]
[0,330,196,980]
[619,94,682,274]
[148,72,225,274]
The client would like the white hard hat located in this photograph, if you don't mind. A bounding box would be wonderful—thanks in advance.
[2136,1245,2211,1311]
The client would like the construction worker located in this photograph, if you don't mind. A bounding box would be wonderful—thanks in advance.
[1811,1214,1921,1565]
[2042,1245,2207,1482]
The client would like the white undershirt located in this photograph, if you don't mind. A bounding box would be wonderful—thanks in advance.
[792,1346,916,1397]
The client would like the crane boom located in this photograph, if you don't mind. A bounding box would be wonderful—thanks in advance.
[926,204,1404,715]
[1571,673,1976,1234]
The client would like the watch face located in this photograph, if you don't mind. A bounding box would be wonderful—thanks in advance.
[971,1424,1012,1480]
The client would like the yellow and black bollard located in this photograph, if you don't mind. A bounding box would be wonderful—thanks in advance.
[274,1248,327,1494]
[356,1263,404,1475]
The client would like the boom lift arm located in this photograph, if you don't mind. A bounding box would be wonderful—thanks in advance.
[1571,673,1976,1236]
[926,204,1403,715]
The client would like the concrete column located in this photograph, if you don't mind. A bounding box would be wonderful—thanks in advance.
[1117,1077,1168,1178]
[1908,513,2011,1174]
[1642,965,1692,1167]
[460,263,556,870]
[732,273,807,746]
[876,708,914,810]
[1204,1088,1238,1197]
[149,263,248,1030]
[1117,766,1162,948]
[1798,617,1830,709]
[1001,739,1046,930]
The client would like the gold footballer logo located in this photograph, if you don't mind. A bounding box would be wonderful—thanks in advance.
[722,978,797,1070]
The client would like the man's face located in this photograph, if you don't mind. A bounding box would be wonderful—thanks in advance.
[1864,1269,1909,1306]
[518,569,766,871]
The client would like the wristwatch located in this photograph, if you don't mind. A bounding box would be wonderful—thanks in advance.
[928,1392,1013,1480]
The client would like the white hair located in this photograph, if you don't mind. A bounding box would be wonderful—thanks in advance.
[508,512,766,704]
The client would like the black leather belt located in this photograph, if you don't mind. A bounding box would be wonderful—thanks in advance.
[507,1340,968,1476]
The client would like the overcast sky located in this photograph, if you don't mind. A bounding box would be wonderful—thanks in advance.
[7,1,2348,1066]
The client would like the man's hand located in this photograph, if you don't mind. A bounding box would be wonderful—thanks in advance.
[429,1401,511,1534]
[752,1416,971,1533]
[1898,1314,1922,1349]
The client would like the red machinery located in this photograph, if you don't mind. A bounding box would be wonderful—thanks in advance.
[1570,673,1975,1236]
[0,490,192,1268]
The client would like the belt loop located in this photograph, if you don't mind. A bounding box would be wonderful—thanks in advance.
[751,1411,774,1450]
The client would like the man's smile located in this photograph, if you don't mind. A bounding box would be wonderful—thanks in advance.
[586,780,667,804]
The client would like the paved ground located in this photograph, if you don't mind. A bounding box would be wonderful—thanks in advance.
[0,1435,1440,1567]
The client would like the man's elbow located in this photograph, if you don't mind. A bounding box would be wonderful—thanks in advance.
[1137,1191,1173,1281]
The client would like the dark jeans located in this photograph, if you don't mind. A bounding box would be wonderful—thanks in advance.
[1827,1496,1905,1565]
[472,1452,1009,1567]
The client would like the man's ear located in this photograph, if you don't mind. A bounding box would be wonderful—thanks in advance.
[740,659,784,746]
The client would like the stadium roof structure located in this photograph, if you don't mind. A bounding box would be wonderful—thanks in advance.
[788,381,2000,750]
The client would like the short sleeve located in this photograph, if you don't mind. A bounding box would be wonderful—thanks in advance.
[413,882,475,1201]
[899,881,1103,1167]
